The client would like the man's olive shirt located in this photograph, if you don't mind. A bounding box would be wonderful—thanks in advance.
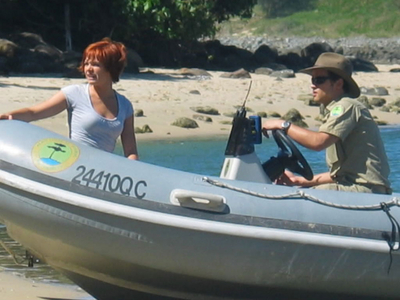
[319,97,391,189]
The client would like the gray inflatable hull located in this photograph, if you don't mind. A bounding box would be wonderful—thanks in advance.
[0,120,399,300]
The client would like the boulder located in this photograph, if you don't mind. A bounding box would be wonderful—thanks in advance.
[193,114,212,122]
[172,117,199,129]
[369,97,386,107]
[360,87,389,96]
[190,106,219,115]
[0,39,18,57]
[349,57,378,72]
[269,69,295,78]
[301,42,334,66]
[282,108,308,128]
[253,44,278,65]
[220,68,251,79]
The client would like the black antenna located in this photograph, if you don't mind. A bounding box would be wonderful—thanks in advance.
[238,80,252,117]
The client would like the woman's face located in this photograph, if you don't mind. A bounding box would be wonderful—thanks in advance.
[83,58,112,86]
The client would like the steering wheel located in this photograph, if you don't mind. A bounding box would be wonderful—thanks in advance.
[263,129,313,181]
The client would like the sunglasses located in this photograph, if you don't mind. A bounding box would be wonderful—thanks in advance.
[311,76,331,85]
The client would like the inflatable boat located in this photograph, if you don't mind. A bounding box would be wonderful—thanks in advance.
[0,108,399,300]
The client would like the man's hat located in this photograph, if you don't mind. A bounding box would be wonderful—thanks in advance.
[299,52,360,98]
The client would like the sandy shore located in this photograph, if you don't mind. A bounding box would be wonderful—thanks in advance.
[1,64,399,144]
[0,269,91,300]
[0,65,400,299]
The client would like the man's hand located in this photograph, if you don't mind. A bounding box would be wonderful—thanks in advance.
[262,119,283,138]
[276,170,306,186]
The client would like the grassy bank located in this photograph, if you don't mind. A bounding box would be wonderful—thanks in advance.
[218,0,400,38]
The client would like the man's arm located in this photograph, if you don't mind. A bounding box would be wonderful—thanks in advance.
[262,119,339,151]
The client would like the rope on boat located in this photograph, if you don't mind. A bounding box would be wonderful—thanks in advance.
[203,176,400,269]
[202,177,400,211]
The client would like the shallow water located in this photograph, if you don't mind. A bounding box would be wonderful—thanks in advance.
[138,126,400,192]
[0,227,73,284]
[0,126,399,288]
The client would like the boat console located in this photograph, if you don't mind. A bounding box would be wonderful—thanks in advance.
[220,107,313,184]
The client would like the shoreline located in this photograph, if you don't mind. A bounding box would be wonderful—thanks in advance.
[0,269,91,300]
[1,64,399,143]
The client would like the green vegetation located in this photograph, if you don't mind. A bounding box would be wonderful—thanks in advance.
[2,0,399,54]
[0,0,256,51]
[218,0,400,38]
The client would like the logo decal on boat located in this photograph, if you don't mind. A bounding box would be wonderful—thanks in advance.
[32,139,80,172]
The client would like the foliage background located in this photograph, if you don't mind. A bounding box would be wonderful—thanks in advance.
[221,0,400,38]
[0,0,256,51]
[2,0,400,67]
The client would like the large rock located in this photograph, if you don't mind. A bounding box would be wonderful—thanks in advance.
[125,48,143,73]
[172,117,199,129]
[276,52,305,72]
[253,44,278,65]
[34,44,63,60]
[283,108,308,128]
[301,42,334,66]
[220,68,251,79]
[0,32,144,75]
[0,39,18,57]
[349,57,378,72]
[11,32,45,49]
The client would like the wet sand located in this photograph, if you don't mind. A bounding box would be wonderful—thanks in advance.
[0,270,91,300]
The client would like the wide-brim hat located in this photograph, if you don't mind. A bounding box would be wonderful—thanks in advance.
[299,52,360,98]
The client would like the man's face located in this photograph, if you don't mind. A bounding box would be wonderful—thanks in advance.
[310,69,342,106]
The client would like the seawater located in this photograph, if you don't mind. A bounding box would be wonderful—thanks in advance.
[0,126,399,286]
[138,126,400,192]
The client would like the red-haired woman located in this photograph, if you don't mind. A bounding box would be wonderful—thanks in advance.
[0,38,138,160]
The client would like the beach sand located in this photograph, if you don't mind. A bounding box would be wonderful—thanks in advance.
[0,64,399,299]
[1,64,399,144]
[0,269,91,300]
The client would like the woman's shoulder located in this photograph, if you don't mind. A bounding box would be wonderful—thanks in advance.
[62,83,87,94]
[115,91,132,105]
[115,91,133,116]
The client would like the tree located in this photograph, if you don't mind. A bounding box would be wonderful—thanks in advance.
[0,0,257,50]
[125,0,257,41]
[0,0,130,50]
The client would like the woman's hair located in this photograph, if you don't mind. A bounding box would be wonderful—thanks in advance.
[79,38,127,83]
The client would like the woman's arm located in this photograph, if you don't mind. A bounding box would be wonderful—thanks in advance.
[0,91,67,122]
[121,115,139,160]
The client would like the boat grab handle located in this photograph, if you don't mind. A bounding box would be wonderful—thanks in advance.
[170,189,227,212]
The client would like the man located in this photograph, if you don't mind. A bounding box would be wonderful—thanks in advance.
[262,52,391,194]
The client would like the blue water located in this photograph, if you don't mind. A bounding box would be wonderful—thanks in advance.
[138,126,400,193]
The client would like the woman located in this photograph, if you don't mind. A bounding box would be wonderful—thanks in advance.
[0,38,138,160]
